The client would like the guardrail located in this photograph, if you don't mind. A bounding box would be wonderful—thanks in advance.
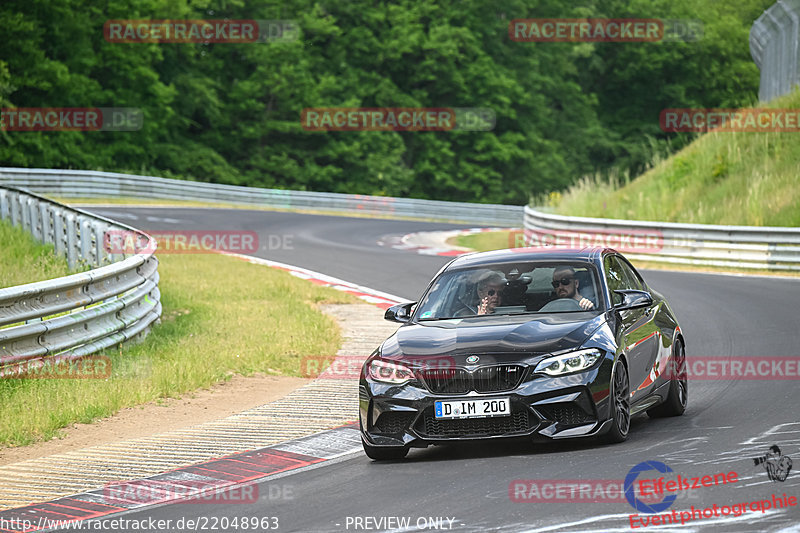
[524,206,800,271]
[3,167,798,271]
[0,167,523,227]
[750,0,800,102]
[0,186,161,371]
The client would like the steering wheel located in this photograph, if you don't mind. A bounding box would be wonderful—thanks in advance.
[539,297,583,312]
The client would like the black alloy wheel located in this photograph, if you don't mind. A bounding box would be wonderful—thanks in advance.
[603,360,631,443]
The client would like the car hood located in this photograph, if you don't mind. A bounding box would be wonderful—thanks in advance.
[381,313,607,363]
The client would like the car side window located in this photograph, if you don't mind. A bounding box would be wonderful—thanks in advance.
[617,257,645,291]
[604,256,628,306]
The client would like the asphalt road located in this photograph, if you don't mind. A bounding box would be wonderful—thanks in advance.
[75,207,800,532]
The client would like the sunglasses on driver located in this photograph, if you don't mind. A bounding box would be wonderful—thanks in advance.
[551,277,574,288]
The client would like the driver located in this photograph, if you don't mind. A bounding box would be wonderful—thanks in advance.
[552,266,595,310]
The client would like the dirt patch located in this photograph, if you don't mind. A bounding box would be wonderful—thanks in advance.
[0,374,310,466]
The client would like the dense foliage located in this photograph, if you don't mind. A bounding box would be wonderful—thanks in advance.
[0,0,774,204]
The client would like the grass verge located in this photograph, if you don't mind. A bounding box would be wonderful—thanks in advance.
[0,220,74,288]
[0,251,358,447]
[451,231,514,252]
[547,89,800,226]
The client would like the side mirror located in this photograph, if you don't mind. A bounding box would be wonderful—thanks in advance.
[613,290,653,311]
[384,302,416,323]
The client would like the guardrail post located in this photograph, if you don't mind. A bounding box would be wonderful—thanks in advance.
[22,197,33,234]
[65,212,78,269]
[30,199,43,242]
[77,215,92,265]
[53,207,66,257]
[10,192,20,226]
[0,189,8,221]
[40,203,53,246]
[93,221,108,266]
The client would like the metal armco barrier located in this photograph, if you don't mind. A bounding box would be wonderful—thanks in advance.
[3,168,798,271]
[750,0,800,102]
[0,167,523,227]
[524,206,800,271]
[0,186,161,370]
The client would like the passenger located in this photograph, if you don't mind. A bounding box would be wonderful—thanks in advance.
[551,266,595,310]
[454,271,504,316]
[476,271,505,315]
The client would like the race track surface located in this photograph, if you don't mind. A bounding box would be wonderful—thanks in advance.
[72,207,800,533]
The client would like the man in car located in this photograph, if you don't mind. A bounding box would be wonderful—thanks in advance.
[552,266,595,310]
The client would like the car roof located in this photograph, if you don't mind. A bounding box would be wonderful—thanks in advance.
[444,247,612,271]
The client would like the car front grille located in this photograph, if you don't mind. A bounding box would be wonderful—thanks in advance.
[535,403,595,426]
[473,365,525,392]
[419,365,525,394]
[373,411,416,434]
[419,368,471,394]
[417,406,534,438]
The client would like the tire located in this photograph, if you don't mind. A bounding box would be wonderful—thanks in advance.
[602,360,631,444]
[361,438,408,461]
[647,339,688,418]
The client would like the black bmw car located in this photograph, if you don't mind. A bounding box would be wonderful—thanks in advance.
[359,247,687,460]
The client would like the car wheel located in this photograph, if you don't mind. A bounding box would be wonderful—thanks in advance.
[647,339,688,418]
[361,438,408,461]
[602,360,630,444]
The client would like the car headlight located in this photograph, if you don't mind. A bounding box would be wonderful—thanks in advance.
[367,359,415,384]
[534,349,603,376]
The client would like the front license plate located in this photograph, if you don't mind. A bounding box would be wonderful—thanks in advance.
[434,398,510,419]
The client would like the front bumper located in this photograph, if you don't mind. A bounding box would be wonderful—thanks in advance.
[359,359,614,448]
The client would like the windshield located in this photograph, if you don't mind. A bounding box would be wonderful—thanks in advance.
[414,261,603,320]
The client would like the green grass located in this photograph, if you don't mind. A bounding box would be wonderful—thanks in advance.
[451,231,514,252]
[548,89,800,226]
[0,220,74,288]
[0,252,358,447]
